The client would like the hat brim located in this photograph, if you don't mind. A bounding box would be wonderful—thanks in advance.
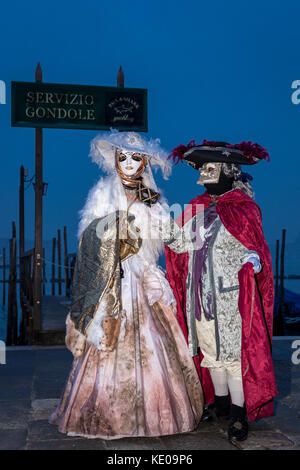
[96,138,154,158]
[95,139,115,160]
[183,146,255,169]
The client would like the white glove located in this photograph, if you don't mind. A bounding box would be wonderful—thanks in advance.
[243,253,262,274]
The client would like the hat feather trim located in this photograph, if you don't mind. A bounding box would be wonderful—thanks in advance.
[168,138,270,164]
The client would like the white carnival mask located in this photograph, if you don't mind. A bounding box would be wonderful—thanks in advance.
[117,149,145,176]
[197,162,222,185]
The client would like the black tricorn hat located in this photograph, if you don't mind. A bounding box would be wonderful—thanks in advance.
[168,139,270,170]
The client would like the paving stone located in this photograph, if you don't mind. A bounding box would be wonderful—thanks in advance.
[32,370,67,400]
[231,430,295,450]
[274,399,299,417]
[281,395,300,412]
[27,419,74,441]
[35,348,71,362]
[272,348,294,362]
[35,357,73,371]
[245,419,273,431]
[0,428,28,450]
[262,402,300,436]
[26,437,107,450]
[0,399,31,429]
[31,398,61,411]
[158,432,235,450]
[215,417,273,435]
[31,408,58,421]
[105,437,167,451]
[191,419,221,433]
[33,376,67,394]
[33,387,64,400]
[34,370,70,381]
[270,418,300,438]
[30,398,60,421]
[283,434,300,450]
[0,375,32,400]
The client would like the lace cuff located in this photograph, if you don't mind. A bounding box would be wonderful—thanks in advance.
[242,251,262,274]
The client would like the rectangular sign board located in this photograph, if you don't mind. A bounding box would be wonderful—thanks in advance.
[11,81,148,131]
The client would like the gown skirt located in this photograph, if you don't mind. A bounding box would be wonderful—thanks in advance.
[49,259,203,440]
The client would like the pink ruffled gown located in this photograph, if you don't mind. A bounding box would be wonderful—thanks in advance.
[49,205,203,440]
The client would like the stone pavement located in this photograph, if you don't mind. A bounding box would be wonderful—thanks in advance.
[0,338,299,451]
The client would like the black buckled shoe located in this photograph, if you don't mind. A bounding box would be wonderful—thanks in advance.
[200,404,214,422]
[228,404,248,442]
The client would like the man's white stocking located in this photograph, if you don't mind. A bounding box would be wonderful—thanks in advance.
[227,375,245,407]
[209,368,229,396]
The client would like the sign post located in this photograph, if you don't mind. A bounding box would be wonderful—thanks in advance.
[34,62,43,331]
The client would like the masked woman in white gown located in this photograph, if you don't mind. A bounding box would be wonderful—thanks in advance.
[49,130,203,440]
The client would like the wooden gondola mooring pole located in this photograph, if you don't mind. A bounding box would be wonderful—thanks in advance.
[33,62,43,333]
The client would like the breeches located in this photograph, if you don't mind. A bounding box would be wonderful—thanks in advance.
[195,312,242,380]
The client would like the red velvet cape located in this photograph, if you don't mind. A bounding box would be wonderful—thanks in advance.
[165,189,278,421]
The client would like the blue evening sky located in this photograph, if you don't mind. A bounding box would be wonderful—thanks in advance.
[0,0,300,254]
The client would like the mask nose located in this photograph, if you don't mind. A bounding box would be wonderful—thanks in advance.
[125,155,134,169]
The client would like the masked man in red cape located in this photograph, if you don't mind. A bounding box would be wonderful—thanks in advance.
[164,140,277,443]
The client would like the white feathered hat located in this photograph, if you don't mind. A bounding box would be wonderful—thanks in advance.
[89,129,171,179]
